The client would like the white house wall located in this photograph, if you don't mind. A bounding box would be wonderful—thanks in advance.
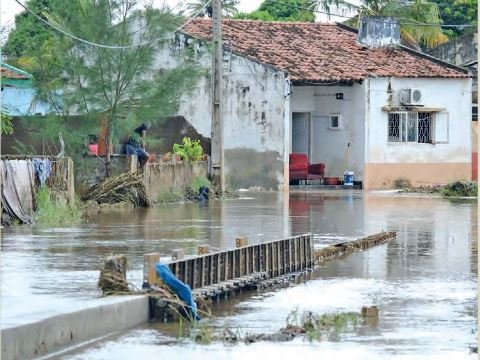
[153,35,289,190]
[290,84,366,180]
[364,77,472,188]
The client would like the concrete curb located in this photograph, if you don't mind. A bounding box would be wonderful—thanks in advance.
[1,296,149,360]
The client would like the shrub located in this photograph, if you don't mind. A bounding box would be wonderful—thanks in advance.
[35,187,83,225]
[191,176,211,193]
[173,137,203,162]
[441,181,477,197]
[393,178,411,189]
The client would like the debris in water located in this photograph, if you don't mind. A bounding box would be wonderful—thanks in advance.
[82,173,150,207]
[315,231,396,263]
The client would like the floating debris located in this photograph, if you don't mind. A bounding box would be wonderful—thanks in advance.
[315,231,396,263]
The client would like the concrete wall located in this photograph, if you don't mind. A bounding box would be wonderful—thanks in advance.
[290,83,366,179]
[314,0,361,23]
[153,35,290,190]
[75,155,208,200]
[75,155,137,195]
[427,33,477,67]
[364,77,472,188]
[1,296,149,360]
[2,88,52,116]
[427,33,477,105]
[143,161,208,200]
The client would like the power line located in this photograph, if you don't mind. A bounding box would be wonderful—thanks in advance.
[13,0,212,50]
[267,0,476,28]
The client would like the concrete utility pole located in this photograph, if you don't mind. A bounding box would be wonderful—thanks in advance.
[211,0,225,192]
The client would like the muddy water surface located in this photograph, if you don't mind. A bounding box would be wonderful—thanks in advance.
[1,191,477,359]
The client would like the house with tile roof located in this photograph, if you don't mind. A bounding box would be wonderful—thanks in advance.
[1,63,51,116]
[157,17,472,190]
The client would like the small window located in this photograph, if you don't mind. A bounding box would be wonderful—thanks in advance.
[329,114,342,130]
[388,111,440,144]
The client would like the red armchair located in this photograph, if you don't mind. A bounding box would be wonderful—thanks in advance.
[289,153,308,181]
[289,153,325,183]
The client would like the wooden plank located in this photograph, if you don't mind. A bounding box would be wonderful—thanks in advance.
[143,253,161,286]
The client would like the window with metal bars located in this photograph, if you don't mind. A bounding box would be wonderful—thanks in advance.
[388,112,434,143]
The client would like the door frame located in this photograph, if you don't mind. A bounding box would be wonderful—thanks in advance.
[291,111,312,159]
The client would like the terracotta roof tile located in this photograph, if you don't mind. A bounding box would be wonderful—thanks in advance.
[183,19,468,82]
[1,66,31,80]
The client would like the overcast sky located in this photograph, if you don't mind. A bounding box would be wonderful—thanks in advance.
[1,0,264,33]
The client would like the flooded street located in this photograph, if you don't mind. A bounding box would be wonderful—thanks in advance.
[1,191,477,359]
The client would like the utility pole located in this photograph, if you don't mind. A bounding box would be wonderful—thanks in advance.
[211,0,225,192]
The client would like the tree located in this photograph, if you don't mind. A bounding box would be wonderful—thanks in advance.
[186,0,239,18]
[235,0,316,22]
[2,0,64,61]
[9,0,202,177]
[317,0,449,48]
[432,0,477,37]
[0,110,14,135]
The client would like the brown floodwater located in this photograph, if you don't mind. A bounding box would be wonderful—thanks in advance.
[1,191,477,359]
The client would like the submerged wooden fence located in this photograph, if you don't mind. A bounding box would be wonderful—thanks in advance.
[144,234,314,290]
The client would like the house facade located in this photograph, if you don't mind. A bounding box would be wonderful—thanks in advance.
[427,32,477,180]
[1,63,51,116]
[160,18,471,190]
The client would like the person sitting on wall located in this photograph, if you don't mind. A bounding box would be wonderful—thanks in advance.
[125,122,151,167]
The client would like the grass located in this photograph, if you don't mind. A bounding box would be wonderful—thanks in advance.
[157,190,184,203]
[34,187,83,225]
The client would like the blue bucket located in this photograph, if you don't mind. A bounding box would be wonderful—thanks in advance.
[344,171,354,186]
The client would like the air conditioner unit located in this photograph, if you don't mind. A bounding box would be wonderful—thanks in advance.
[398,88,423,105]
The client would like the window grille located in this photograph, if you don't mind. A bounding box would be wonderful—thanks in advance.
[388,111,436,144]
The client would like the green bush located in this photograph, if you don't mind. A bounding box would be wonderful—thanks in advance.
[441,181,478,197]
[35,187,83,225]
[191,176,211,193]
[173,137,203,162]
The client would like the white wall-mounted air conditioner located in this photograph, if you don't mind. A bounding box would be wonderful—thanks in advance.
[398,88,423,105]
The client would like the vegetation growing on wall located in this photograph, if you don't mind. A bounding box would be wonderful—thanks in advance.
[173,137,204,162]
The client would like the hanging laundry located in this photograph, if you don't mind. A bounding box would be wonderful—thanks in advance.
[32,158,53,187]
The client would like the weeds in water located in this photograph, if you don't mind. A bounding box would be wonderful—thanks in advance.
[157,190,184,203]
[191,322,213,345]
[441,181,477,197]
[175,309,363,346]
[34,187,83,225]
[283,309,361,342]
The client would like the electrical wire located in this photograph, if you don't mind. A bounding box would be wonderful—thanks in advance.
[13,0,212,50]
[267,0,476,28]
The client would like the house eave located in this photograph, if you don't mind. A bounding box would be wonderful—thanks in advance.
[381,106,446,112]
[177,30,289,77]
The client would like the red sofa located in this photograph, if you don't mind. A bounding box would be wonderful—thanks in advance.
[289,153,325,183]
